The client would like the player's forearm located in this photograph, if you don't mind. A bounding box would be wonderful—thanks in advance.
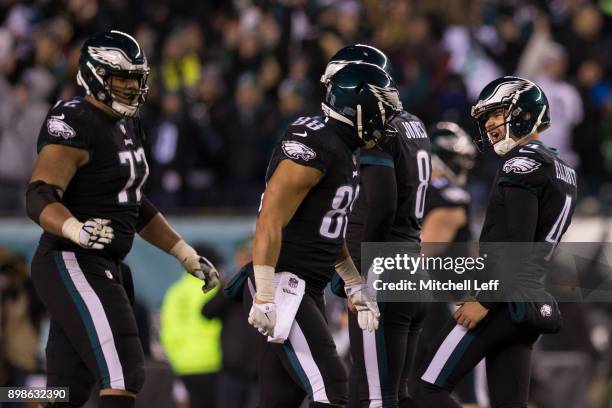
[336,244,351,263]
[252,216,282,268]
[37,202,74,237]
[421,223,455,256]
[335,244,361,287]
[252,217,282,303]
[138,213,182,253]
[421,208,465,255]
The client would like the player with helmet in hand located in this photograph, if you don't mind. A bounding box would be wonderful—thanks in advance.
[26,31,218,408]
[324,44,432,408]
[244,62,402,407]
[416,76,577,407]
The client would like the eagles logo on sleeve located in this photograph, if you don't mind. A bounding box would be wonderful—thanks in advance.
[46,115,76,140]
[282,141,317,161]
[502,157,541,174]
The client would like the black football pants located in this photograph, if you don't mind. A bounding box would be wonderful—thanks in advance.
[31,247,145,407]
[348,301,426,408]
[243,276,347,407]
[415,305,539,408]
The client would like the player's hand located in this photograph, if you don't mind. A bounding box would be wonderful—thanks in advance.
[185,255,220,293]
[248,300,277,336]
[345,284,380,332]
[454,301,488,329]
[62,217,114,250]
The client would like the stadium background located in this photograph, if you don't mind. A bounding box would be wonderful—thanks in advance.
[1,0,612,407]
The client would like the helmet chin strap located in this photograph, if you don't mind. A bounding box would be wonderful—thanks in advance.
[321,103,354,127]
[489,108,517,156]
[356,104,363,140]
[492,121,518,156]
[110,100,138,116]
[493,105,547,156]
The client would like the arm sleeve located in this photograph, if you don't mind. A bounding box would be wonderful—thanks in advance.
[135,195,160,232]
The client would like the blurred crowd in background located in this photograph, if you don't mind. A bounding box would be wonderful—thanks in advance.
[0,0,612,213]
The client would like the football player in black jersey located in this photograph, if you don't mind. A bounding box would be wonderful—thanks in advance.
[323,45,432,408]
[416,77,577,407]
[244,63,403,407]
[26,31,219,408]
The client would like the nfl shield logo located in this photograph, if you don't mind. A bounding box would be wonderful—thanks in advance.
[289,277,299,288]
[540,304,552,317]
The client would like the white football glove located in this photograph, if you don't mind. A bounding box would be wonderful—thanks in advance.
[188,255,220,293]
[345,284,380,332]
[248,301,277,336]
[62,217,114,250]
[170,240,220,293]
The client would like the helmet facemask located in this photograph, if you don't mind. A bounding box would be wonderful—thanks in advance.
[472,103,520,156]
[77,62,149,117]
[107,71,149,116]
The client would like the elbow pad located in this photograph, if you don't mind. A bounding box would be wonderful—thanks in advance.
[26,181,64,224]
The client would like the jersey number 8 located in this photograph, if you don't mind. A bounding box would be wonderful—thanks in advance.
[415,150,430,219]
[320,185,360,239]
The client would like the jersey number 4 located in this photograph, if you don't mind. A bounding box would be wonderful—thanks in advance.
[544,194,573,260]
[118,147,149,204]
[320,185,360,239]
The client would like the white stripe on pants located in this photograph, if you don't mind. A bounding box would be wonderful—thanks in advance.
[421,324,469,385]
[288,320,330,403]
[61,251,126,389]
[363,330,383,408]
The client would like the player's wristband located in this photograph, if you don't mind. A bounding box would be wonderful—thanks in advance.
[169,239,199,271]
[61,217,84,245]
[334,256,362,287]
[254,265,275,303]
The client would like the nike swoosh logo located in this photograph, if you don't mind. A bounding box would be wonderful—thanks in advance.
[51,113,65,120]
[292,131,308,137]
[518,148,535,153]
